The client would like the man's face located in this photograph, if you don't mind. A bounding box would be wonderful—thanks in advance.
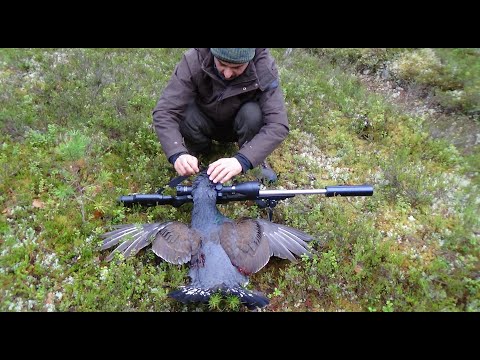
[214,57,249,81]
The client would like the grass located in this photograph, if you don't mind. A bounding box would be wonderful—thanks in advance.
[0,48,478,312]
[311,48,480,115]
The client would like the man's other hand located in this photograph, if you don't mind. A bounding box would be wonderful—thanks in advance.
[207,157,242,184]
[174,154,200,176]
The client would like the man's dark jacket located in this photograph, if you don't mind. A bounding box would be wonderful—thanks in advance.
[152,48,289,168]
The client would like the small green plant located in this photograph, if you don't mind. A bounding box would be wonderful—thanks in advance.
[225,295,241,311]
[270,287,283,298]
[208,292,223,311]
[382,300,394,312]
[53,184,75,200]
[56,130,91,161]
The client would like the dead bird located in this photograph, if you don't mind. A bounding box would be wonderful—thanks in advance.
[100,171,313,310]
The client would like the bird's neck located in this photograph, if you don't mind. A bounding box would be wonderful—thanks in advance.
[191,198,221,229]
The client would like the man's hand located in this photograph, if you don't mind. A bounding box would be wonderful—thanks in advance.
[174,154,200,176]
[207,157,242,184]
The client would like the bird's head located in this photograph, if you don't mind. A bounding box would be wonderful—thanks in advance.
[191,171,217,201]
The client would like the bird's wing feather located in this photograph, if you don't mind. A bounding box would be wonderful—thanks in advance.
[220,219,271,275]
[100,223,170,261]
[151,221,201,265]
[257,219,313,260]
[100,221,200,264]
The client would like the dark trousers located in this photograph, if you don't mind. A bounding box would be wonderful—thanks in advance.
[179,101,263,154]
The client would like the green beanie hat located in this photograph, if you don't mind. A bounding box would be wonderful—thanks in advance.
[210,48,256,64]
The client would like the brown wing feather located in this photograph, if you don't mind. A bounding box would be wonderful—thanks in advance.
[220,219,271,275]
[152,221,201,265]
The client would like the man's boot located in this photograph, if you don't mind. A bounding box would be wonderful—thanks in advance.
[259,160,277,184]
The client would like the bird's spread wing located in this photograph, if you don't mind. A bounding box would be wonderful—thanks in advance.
[220,218,313,274]
[101,221,200,264]
[101,223,167,261]
[151,221,201,264]
[256,219,313,261]
[220,219,271,275]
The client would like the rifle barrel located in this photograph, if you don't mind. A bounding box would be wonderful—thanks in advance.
[260,189,327,196]
[260,185,373,197]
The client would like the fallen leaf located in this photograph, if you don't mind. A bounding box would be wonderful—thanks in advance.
[354,264,363,274]
[32,199,45,208]
[93,210,104,219]
[75,158,86,169]
[46,292,54,305]
[305,298,313,308]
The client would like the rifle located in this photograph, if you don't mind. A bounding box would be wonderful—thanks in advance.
[119,181,374,220]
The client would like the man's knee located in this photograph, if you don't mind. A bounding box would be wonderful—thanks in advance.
[234,102,263,136]
[237,102,262,125]
[180,102,213,152]
[181,103,212,138]
[181,103,201,135]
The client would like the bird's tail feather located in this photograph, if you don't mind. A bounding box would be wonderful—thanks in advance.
[168,285,269,310]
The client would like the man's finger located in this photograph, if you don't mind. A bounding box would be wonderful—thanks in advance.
[208,165,223,182]
[212,167,231,183]
[186,157,199,173]
[219,171,235,183]
[206,161,220,176]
